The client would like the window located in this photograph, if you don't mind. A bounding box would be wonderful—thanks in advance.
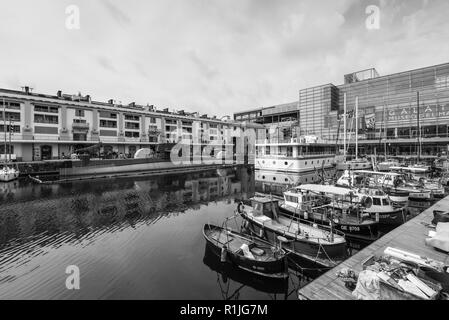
[382,198,390,206]
[34,114,58,124]
[75,109,85,117]
[34,105,58,113]
[0,101,21,110]
[0,144,14,154]
[149,117,157,124]
[125,114,140,121]
[0,112,21,122]
[73,119,87,124]
[0,125,20,133]
[125,122,140,130]
[125,131,140,138]
[373,198,381,206]
[100,120,117,128]
[99,111,117,119]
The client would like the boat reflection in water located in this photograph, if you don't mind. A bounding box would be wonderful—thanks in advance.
[202,244,308,300]
[0,166,259,299]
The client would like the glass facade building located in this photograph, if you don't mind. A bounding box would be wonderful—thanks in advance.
[234,62,449,157]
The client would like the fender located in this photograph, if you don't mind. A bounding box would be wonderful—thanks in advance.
[237,202,245,214]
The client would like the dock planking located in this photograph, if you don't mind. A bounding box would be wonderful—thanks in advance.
[298,195,449,300]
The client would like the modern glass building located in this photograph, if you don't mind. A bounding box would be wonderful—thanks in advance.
[234,62,449,158]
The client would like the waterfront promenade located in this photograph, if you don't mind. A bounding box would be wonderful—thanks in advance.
[298,195,449,300]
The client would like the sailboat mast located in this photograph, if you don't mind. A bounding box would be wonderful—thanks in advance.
[383,102,387,160]
[8,116,12,162]
[417,91,421,162]
[343,93,347,159]
[3,98,6,164]
[355,96,358,160]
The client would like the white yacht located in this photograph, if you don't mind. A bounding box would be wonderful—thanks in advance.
[255,136,340,174]
[337,170,433,202]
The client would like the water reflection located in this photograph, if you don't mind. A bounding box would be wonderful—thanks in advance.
[202,244,308,300]
[0,166,257,299]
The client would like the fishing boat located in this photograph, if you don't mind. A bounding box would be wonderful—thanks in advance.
[279,184,379,241]
[202,224,289,279]
[389,166,446,199]
[238,197,347,269]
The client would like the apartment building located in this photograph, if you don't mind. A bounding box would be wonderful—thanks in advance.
[0,87,261,162]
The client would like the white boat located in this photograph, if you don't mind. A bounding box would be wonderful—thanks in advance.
[283,183,406,227]
[0,165,19,182]
[336,158,373,171]
[255,136,339,174]
[280,184,380,240]
[377,160,400,172]
[337,170,432,202]
[389,166,446,198]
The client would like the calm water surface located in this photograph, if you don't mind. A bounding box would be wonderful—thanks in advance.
[0,166,435,299]
[0,166,311,300]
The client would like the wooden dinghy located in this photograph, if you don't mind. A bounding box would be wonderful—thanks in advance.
[203,224,289,279]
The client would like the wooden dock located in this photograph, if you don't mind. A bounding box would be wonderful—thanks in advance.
[298,195,449,300]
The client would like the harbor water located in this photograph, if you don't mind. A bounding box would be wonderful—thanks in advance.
[0,166,438,299]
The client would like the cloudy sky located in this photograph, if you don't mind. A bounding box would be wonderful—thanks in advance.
[0,0,448,117]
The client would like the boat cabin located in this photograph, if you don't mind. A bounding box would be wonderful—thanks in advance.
[251,197,280,220]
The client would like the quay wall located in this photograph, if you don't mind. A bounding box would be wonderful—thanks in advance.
[298,195,449,300]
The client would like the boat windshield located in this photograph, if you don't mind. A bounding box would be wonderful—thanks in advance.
[382,198,390,206]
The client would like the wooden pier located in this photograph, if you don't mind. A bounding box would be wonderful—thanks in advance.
[298,195,449,300]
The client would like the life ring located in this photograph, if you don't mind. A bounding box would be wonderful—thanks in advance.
[237,202,245,214]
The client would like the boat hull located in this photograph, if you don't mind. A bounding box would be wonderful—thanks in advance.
[279,205,379,242]
[203,225,288,279]
[255,156,335,174]
[366,209,406,226]
[241,215,347,267]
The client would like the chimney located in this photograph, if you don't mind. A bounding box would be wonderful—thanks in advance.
[57,90,62,98]
[129,102,136,108]
[163,108,169,113]
[86,95,91,103]
[108,99,114,105]
[22,86,32,94]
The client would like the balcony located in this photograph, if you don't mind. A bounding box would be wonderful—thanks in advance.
[72,122,90,130]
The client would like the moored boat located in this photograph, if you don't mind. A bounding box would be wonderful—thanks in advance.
[279,184,379,241]
[238,197,347,269]
[0,165,19,182]
[202,223,289,279]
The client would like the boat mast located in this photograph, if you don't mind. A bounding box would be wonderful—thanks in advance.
[417,91,421,162]
[383,101,387,160]
[355,96,358,160]
[3,97,6,164]
[343,93,347,160]
[8,116,12,162]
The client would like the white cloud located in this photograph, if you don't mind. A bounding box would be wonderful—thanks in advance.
[0,0,447,117]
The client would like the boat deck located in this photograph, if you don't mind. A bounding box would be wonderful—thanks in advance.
[208,229,276,262]
[250,212,346,245]
[282,203,375,226]
[297,195,449,300]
